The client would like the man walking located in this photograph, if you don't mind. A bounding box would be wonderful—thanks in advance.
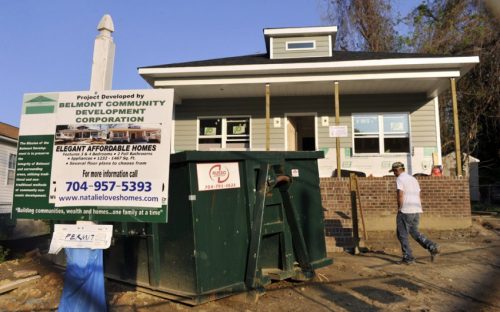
[390,162,440,264]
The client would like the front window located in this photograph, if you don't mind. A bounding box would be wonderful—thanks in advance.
[198,117,250,150]
[353,113,410,154]
[7,153,16,185]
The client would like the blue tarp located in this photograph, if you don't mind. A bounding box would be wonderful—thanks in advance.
[58,248,106,312]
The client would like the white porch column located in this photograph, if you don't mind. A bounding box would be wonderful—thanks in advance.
[265,83,270,151]
[334,82,341,178]
[450,78,463,176]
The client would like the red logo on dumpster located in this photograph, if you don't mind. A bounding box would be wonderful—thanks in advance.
[209,164,230,183]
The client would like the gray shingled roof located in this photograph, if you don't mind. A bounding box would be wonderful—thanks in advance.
[139,51,450,69]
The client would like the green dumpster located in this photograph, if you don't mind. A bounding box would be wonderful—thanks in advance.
[104,151,332,305]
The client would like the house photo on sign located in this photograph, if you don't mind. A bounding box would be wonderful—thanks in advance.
[12,89,174,223]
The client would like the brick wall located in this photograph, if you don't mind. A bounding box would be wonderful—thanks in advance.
[320,176,471,252]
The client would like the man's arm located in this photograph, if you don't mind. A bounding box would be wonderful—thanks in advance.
[397,189,404,210]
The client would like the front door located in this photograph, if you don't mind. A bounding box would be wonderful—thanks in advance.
[286,115,315,151]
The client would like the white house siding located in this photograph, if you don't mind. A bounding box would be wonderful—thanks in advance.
[173,93,438,176]
[0,140,17,214]
[272,36,331,59]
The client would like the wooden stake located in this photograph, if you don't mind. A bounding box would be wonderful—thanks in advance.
[0,275,40,294]
[354,175,368,241]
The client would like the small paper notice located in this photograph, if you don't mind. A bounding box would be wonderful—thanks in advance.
[329,126,348,137]
[48,224,113,254]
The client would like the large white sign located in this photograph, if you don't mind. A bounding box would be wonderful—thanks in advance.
[45,90,173,209]
[14,89,173,223]
[196,162,241,191]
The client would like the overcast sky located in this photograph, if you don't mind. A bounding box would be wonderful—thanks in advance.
[0,0,416,127]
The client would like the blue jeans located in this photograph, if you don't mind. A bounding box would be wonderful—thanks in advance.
[397,212,436,261]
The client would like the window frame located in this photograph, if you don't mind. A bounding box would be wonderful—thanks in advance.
[197,116,251,150]
[285,40,316,51]
[6,153,16,185]
[351,113,411,156]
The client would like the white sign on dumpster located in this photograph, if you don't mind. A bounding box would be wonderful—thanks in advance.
[48,223,113,254]
[196,162,241,191]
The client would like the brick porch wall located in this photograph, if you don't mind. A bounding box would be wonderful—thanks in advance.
[320,176,471,252]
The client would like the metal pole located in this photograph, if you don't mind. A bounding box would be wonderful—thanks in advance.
[265,83,270,151]
[450,78,463,176]
[334,82,341,178]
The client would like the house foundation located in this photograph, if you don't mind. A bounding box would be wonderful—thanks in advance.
[320,176,471,252]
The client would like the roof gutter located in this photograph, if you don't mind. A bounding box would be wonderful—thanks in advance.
[0,135,18,144]
[139,56,479,78]
[153,69,461,87]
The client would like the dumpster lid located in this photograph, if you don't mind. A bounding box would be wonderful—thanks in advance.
[170,151,324,164]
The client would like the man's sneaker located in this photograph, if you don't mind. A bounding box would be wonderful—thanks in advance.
[398,258,415,265]
[430,245,440,262]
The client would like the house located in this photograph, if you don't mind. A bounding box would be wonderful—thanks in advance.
[108,125,161,144]
[55,125,106,144]
[0,122,18,238]
[0,122,18,214]
[138,26,479,177]
[138,25,479,250]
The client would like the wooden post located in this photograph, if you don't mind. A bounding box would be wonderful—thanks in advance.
[450,78,463,176]
[265,83,270,151]
[334,82,341,178]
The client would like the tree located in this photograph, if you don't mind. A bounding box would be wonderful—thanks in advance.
[322,0,500,176]
[406,0,500,173]
[322,0,397,51]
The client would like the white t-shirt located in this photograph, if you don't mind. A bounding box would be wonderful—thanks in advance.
[396,172,423,214]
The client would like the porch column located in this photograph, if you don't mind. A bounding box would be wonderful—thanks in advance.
[450,78,463,176]
[265,83,270,151]
[334,82,341,178]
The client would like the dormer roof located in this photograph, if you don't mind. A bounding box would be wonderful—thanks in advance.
[263,26,337,54]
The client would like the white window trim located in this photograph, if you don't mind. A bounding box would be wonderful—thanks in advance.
[351,113,411,156]
[196,116,252,150]
[284,113,318,151]
[285,40,316,51]
[328,34,332,57]
[6,153,16,185]
[270,37,274,59]
[171,104,176,153]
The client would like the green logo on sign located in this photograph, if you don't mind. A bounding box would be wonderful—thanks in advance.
[24,95,56,114]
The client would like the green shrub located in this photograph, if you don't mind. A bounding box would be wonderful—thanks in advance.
[0,245,9,263]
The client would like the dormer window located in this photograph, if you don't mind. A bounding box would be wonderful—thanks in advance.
[264,26,337,59]
[286,40,316,50]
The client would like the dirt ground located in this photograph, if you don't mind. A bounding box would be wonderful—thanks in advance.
[0,215,499,312]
